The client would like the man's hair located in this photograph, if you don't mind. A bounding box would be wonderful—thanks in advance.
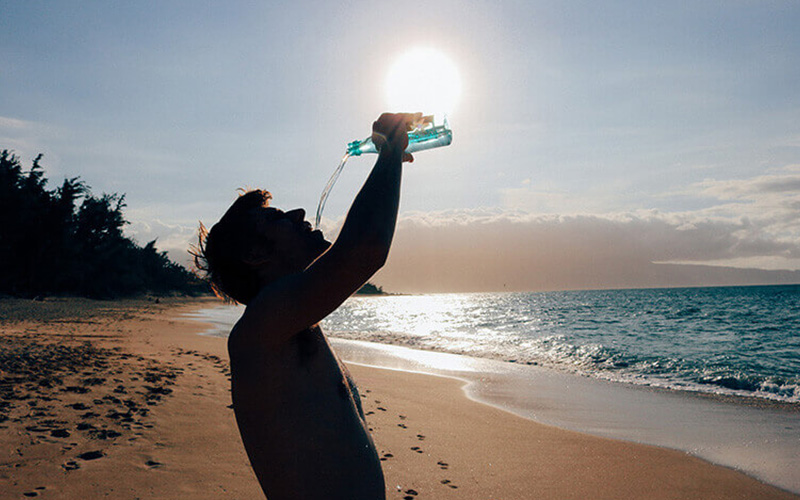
[192,189,274,305]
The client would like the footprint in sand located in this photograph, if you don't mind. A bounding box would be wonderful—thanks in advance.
[440,479,458,489]
[89,429,121,440]
[77,450,104,461]
[397,423,407,429]
[437,460,449,470]
[62,461,80,471]
[410,446,423,454]
[403,488,419,499]
[416,434,425,441]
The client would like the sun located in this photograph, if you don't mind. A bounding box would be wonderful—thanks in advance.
[386,47,462,117]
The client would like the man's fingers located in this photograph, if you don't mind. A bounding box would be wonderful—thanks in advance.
[373,112,423,156]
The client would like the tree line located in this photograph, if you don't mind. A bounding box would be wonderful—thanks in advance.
[0,150,208,298]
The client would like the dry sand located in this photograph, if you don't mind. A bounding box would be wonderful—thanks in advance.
[0,297,796,499]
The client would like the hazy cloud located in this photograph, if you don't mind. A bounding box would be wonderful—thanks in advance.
[125,218,198,266]
[0,116,35,130]
[373,208,800,292]
[688,166,800,243]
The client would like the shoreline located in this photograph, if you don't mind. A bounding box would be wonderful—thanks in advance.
[346,365,800,500]
[2,297,798,499]
[330,338,800,495]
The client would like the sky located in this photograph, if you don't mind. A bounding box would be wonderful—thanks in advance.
[2,0,800,292]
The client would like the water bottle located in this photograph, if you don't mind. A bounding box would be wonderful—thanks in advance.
[315,115,453,229]
[346,115,453,156]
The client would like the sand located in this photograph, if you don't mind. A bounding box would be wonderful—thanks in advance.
[1,297,797,499]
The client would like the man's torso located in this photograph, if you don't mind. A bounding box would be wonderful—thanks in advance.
[228,323,384,500]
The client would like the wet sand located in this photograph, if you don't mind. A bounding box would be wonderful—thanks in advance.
[1,298,797,499]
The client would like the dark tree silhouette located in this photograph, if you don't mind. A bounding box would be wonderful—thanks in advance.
[0,149,208,298]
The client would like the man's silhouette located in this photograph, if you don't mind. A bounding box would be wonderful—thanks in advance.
[195,113,419,499]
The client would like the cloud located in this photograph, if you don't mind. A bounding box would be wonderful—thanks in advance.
[369,206,800,293]
[0,116,52,158]
[0,116,35,130]
[694,166,800,200]
[125,218,198,267]
[687,166,800,241]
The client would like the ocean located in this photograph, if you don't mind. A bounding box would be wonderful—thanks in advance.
[192,284,800,404]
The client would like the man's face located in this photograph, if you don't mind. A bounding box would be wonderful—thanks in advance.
[251,207,331,276]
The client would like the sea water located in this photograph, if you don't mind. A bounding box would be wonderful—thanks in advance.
[324,285,800,403]
[192,284,800,404]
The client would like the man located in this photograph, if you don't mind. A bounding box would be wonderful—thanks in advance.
[194,112,419,499]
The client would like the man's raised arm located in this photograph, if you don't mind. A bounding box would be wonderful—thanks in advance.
[238,112,419,343]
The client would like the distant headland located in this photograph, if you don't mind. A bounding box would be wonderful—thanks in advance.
[355,282,389,295]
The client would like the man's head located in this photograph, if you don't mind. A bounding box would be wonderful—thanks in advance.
[193,190,331,304]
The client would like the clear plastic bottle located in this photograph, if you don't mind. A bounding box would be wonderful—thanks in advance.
[315,115,453,229]
[346,115,453,156]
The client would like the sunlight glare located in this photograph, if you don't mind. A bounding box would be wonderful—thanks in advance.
[386,47,462,117]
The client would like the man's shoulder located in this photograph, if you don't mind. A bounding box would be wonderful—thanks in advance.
[228,307,321,356]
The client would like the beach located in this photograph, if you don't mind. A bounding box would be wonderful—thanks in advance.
[1,298,797,499]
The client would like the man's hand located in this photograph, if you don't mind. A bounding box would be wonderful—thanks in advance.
[372,112,422,163]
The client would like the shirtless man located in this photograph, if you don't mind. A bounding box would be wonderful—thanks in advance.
[195,112,419,499]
